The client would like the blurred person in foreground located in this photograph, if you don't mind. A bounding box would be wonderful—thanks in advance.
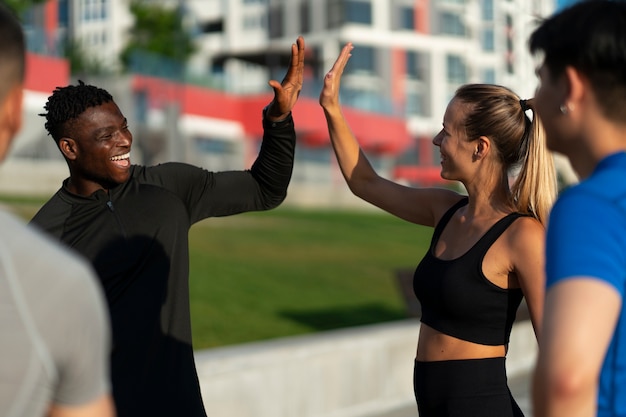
[30,36,305,417]
[319,44,556,416]
[530,1,626,416]
[0,4,114,417]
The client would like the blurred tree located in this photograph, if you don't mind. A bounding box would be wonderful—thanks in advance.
[4,0,47,16]
[64,38,109,76]
[120,1,196,72]
[6,0,111,76]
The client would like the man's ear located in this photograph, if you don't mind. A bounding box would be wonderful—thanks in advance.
[0,85,24,161]
[59,137,78,161]
[563,65,585,113]
[4,85,23,135]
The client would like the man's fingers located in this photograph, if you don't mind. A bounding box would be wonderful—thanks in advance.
[290,36,305,69]
[290,43,299,67]
[283,37,305,87]
[268,80,282,93]
[297,36,305,66]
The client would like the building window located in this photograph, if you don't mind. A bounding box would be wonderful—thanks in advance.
[505,14,514,74]
[243,14,264,30]
[348,44,375,74]
[406,91,427,116]
[327,0,342,29]
[58,0,69,26]
[345,0,372,25]
[481,0,494,21]
[343,88,387,114]
[100,0,107,19]
[406,51,423,80]
[194,138,242,172]
[328,0,372,28]
[446,54,467,84]
[300,1,310,33]
[439,11,466,36]
[481,68,496,84]
[298,147,332,165]
[268,6,283,38]
[393,5,415,30]
[81,0,107,22]
[481,28,494,51]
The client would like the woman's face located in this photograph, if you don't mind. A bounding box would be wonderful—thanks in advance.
[432,98,475,181]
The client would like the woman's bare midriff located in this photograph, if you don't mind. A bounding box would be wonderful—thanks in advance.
[415,323,506,361]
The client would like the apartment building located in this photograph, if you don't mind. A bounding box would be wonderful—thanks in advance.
[14,0,558,200]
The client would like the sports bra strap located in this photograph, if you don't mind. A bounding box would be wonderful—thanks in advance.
[472,212,526,255]
[431,197,529,254]
[430,197,469,250]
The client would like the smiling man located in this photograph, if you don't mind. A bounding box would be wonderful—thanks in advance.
[30,36,304,417]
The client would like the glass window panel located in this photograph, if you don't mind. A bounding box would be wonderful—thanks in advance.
[345,0,372,25]
[439,11,466,36]
[481,0,494,21]
[446,54,467,84]
[348,44,375,73]
[481,28,494,51]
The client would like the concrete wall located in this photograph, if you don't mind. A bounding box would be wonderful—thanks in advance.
[195,319,537,417]
[0,159,67,197]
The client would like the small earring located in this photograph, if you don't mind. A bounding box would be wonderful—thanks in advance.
[559,104,568,114]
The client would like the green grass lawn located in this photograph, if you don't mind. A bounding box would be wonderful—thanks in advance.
[3,196,433,350]
[188,207,432,349]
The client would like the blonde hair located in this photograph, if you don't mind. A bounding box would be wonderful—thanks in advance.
[455,84,557,225]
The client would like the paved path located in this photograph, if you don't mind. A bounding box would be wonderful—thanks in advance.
[373,369,532,417]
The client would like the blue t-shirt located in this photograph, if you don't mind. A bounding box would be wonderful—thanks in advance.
[546,152,626,417]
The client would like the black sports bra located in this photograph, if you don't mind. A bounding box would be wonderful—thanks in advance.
[413,197,525,345]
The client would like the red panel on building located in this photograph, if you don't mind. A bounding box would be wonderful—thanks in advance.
[132,75,245,121]
[44,0,59,51]
[415,0,430,34]
[243,96,412,155]
[24,53,70,94]
[21,69,409,155]
[131,75,411,156]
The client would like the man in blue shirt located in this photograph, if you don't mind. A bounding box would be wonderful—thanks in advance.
[529,2,626,417]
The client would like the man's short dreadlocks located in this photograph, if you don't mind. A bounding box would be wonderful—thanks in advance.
[40,80,113,142]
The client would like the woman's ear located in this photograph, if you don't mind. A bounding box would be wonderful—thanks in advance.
[474,136,491,160]
[59,137,78,161]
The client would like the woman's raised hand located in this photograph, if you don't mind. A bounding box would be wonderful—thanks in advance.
[319,42,354,110]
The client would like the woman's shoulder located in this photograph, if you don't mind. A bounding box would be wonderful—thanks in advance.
[504,214,545,252]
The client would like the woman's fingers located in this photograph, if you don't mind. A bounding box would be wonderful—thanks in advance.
[328,43,353,78]
[319,43,354,107]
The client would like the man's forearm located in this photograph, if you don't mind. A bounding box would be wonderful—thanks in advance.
[249,113,296,208]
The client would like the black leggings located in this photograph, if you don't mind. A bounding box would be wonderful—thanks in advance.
[413,357,524,417]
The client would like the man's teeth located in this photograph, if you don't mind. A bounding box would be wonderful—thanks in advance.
[110,153,130,161]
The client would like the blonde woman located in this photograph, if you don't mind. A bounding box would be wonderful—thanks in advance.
[319,43,556,417]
